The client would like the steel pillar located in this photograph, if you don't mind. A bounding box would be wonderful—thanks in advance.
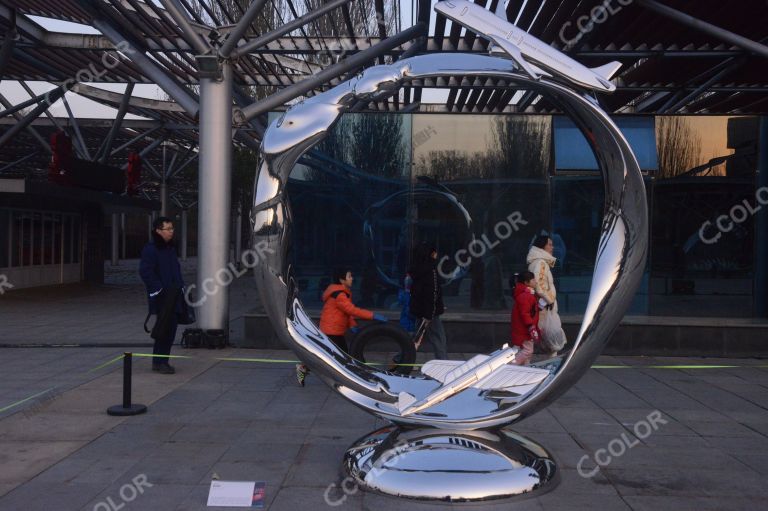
[196,62,232,330]
[160,181,169,217]
[111,213,119,266]
[161,143,168,216]
[121,213,126,259]
[181,209,188,261]
[235,200,242,267]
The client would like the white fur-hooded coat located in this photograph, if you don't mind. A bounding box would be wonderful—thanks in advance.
[526,245,558,313]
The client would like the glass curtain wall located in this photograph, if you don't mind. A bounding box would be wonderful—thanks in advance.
[0,209,81,270]
[280,112,762,318]
[650,116,759,317]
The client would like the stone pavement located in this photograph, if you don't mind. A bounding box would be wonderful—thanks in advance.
[0,346,766,511]
[0,258,261,346]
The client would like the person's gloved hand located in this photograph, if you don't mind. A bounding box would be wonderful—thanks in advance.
[528,325,540,342]
[148,288,163,313]
[373,313,388,322]
[350,326,360,334]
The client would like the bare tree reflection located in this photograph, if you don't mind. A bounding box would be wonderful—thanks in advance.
[414,116,550,180]
[306,114,407,182]
[656,116,702,179]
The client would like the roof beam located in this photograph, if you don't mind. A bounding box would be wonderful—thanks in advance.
[70,83,185,112]
[636,0,768,59]
[218,0,270,58]
[157,0,211,54]
[90,16,200,118]
[231,0,353,58]
[18,81,64,132]
[0,91,58,154]
[0,7,16,76]
[99,82,135,164]
[661,57,748,113]
[239,22,426,122]
[0,152,37,174]
[110,125,165,157]
[61,94,91,160]
[0,88,51,119]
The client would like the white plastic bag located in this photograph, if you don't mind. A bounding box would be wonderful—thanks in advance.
[539,309,567,352]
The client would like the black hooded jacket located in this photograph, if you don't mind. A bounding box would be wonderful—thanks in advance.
[408,243,445,320]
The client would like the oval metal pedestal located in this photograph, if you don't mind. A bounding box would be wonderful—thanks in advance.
[343,426,558,502]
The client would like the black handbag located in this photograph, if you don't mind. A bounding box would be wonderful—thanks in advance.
[177,290,196,325]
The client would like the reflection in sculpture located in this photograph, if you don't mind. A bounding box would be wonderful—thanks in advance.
[251,1,647,501]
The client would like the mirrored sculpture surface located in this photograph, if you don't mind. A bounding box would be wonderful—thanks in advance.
[251,4,647,501]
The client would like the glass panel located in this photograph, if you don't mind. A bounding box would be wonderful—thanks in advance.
[554,116,658,171]
[413,114,552,311]
[72,215,81,264]
[42,213,52,265]
[285,113,413,309]
[63,215,72,264]
[0,210,8,268]
[20,212,32,267]
[650,116,759,317]
[53,213,62,265]
[552,175,651,314]
[11,211,21,267]
[32,211,43,266]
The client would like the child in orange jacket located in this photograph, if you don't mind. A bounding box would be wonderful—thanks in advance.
[296,268,386,386]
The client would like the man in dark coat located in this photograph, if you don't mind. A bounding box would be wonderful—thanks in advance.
[409,242,448,359]
[139,216,184,374]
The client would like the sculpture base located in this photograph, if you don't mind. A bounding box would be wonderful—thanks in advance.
[343,425,558,502]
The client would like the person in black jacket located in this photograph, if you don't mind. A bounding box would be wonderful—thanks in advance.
[409,242,448,359]
[139,216,184,374]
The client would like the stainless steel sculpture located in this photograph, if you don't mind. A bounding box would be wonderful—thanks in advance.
[251,2,647,502]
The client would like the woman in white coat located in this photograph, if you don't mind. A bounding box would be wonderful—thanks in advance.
[526,235,565,356]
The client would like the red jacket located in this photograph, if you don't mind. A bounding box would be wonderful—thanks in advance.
[319,284,374,336]
[510,283,540,346]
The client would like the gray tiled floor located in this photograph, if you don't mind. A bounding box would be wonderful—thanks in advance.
[2,265,768,509]
[0,348,767,510]
[0,258,259,346]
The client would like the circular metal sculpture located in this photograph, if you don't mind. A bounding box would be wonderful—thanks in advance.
[251,51,647,501]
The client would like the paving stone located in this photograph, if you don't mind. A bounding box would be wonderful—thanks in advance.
[622,495,767,511]
[1,345,768,510]
[271,485,363,511]
[0,481,105,511]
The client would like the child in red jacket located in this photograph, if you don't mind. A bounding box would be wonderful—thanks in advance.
[510,271,541,366]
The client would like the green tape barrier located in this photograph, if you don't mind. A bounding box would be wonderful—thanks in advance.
[87,352,768,373]
[0,387,55,414]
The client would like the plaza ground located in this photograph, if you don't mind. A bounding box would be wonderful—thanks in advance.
[0,262,767,510]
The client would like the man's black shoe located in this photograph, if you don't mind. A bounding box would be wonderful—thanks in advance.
[152,363,176,374]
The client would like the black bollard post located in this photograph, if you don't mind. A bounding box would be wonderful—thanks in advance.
[107,352,148,416]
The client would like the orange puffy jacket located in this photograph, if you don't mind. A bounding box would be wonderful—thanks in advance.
[319,284,374,336]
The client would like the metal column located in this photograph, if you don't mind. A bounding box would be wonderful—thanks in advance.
[111,213,119,266]
[181,209,188,261]
[160,183,168,217]
[235,200,242,267]
[121,213,126,260]
[160,143,168,217]
[196,62,233,330]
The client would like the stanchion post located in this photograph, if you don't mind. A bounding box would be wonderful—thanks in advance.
[107,352,148,416]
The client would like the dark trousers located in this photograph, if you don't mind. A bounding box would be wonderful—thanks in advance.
[153,318,177,363]
[328,334,348,353]
[422,316,447,359]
